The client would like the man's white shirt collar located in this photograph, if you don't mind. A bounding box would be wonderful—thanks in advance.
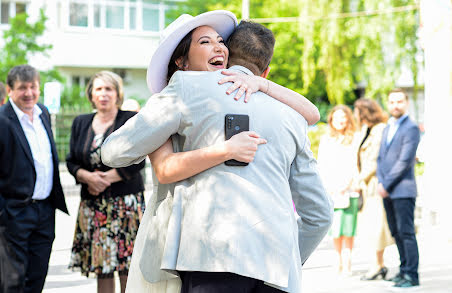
[10,98,42,122]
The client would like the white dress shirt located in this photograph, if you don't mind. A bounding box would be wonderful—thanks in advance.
[386,114,407,146]
[10,100,54,200]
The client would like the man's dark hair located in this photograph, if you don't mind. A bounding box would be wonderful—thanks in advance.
[227,21,275,75]
[0,82,6,105]
[6,65,40,89]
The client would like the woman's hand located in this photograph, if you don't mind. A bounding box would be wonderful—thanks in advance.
[85,171,111,196]
[224,131,267,163]
[218,71,265,102]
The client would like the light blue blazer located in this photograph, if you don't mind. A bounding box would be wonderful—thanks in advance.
[102,66,333,292]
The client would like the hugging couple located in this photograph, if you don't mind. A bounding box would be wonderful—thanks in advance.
[102,9,333,293]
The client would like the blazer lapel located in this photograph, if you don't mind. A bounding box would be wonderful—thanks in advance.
[5,102,34,165]
[381,125,390,155]
[386,116,408,151]
[38,105,58,162]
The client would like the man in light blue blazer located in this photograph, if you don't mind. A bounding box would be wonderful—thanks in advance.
[102,21,332,293]
[377,88,421,289]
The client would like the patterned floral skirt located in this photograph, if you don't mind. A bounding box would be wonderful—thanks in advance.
[69,192,145,277]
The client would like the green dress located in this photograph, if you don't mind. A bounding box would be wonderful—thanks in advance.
[331,197,359,237]
[317,134,360,238]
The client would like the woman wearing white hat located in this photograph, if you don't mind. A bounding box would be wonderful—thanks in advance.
[125,10,319,293]
[145,10,319,184]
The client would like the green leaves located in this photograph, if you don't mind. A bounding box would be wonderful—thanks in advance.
[0,9,63,90]
[165,0,420,109]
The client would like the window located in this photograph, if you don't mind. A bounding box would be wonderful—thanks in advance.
[71,75,90,89]
[67,0,166,32]
[69,2,88,27]
[106,5,124,29]
[142,6,159,32]
[0,1,27,25]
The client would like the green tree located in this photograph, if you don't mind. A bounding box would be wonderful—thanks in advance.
[299,0,420,104]
[168,0,420,110]
[0,9,63,90]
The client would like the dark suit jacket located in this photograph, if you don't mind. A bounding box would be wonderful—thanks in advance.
[66,110,145,200]
[0,101,68,214]
[377,115,420,199]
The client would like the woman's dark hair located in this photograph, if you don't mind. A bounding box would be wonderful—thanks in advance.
[354,98,388,128]
[166,29,195,83]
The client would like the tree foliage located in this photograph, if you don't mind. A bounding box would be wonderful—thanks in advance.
[168,0,420,109]
[299,0,420,104]
[0,9,63,90]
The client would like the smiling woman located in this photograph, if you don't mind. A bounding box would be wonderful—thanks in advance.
[179,26,228,71]
[66,71,146,293]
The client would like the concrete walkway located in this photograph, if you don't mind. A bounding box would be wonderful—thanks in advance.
[43,194,452,293]
[43,167,452,292]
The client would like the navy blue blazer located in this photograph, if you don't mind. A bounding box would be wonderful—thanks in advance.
[0,101,68,214]
[377,115,420,199]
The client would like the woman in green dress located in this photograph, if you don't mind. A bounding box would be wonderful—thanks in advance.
[318,105,360,275]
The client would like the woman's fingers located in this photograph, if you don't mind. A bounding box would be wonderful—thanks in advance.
[225,81,241,95]
[244,89,253,103]
[218,75,235,85]
[234,86,247,101]
[221,70,237,76]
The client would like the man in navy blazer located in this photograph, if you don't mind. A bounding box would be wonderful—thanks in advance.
[377,88,420,289]
[0,65,68,293]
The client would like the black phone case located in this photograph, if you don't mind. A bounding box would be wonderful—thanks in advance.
[224,114,249,166]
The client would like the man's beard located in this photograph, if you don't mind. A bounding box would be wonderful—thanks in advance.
[390,111,404,119]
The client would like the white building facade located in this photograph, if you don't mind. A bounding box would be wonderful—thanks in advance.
[0,0,179,101]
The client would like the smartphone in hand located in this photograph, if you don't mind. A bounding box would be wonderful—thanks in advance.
[224,114,249,166]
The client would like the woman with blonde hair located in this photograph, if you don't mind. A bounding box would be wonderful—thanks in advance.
[66,71,146,293]
[318,105,360,275]
[353,98,393,281]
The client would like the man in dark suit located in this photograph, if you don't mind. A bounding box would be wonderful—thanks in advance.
[377,88,420,289]
[0,65,68,293]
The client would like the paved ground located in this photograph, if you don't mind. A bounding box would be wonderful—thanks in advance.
[43,167,452,292]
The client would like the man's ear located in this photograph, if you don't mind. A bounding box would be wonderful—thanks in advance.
[260,67,270,79]
[6,85,12,97]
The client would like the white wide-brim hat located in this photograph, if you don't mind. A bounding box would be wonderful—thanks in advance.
[147,10,238,94]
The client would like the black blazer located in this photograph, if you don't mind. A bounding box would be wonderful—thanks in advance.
[0,101,68,214]
[66,110,145,200]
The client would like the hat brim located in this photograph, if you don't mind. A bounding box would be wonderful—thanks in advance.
[147,10,238,94]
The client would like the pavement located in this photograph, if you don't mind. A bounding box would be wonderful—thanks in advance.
[42,166,452,293]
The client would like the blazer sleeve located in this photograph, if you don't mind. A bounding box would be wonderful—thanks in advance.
[381,125,420,193]
[376,129,386,183]
[289,137,334,265]
[115,160,145,181]
[66,116,82,181]
[0,117,13,214]
[101,72,185,168]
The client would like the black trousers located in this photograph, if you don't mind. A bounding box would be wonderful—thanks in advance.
[383,197,419,282]
[0,227,22,293]
[179,271,286,293]
[4,198,55,293]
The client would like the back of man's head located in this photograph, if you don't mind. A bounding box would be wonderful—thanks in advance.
[0,82,5,106]
[227,21,275,76]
